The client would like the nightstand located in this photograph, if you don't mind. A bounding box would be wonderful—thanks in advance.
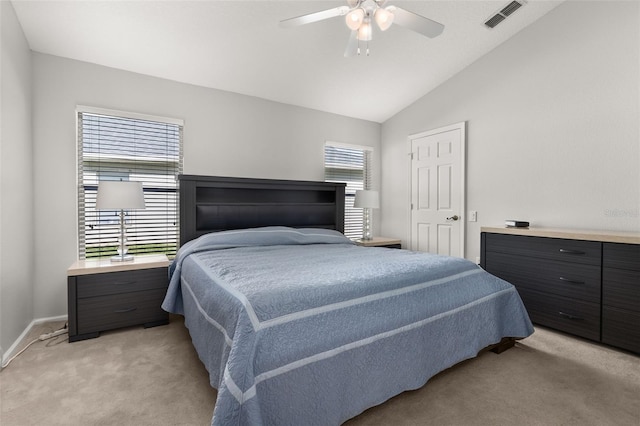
[355,237,402,249]
[67,254,170,342]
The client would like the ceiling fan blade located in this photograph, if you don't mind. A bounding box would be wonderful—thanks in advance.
[279,6,349,28]
[388,6,444,38]
[344,31,358,57]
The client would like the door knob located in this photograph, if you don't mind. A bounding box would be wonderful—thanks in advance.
[446,215,459,221]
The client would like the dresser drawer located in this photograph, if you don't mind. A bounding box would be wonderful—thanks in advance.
[603,267,640,312]
[77,268,167,298]
[484,233,601,266]
[602,306,640,354]
[485,251,601,303]
[517,288,600,341]
[603,243,640,271]
[77,288,168,335]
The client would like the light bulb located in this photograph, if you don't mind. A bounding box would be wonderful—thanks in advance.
[374,7,394,31]
[345,8,365,30]
[357,19,372,41]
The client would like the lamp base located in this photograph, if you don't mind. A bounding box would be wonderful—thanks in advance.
[110,254,134,262]
[362,207,372,241]
[111,209,134,263]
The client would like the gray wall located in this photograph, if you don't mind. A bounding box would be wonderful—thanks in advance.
[1,1,34,358]
[380,1,640,263]
[31,53,381,320]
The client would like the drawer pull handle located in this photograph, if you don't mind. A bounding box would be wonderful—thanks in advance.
[114,307,137,314]
[559,249,586,255]
[113,281,136,286]
[559,277,585,285]
[558,311,583,320]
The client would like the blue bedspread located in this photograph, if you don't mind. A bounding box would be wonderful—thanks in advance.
[162,227,533,426]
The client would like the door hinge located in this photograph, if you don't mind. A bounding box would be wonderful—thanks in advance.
[409,152,414,160]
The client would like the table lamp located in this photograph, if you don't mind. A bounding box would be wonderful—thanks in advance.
[96,181,145,262]
[354,189,379,241]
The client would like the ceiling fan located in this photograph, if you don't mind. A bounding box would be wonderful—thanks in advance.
[279,0,444,57]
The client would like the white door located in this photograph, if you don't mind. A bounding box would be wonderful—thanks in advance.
[409,122,466,257]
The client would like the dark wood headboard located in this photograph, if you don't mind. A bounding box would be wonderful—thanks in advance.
[179,175,346,245]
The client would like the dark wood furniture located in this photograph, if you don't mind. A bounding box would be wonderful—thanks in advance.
[602,243,640,353]
[355,237,402,248]
[178,175,345,245]
[67,255,170,342]
[481,227,640,354]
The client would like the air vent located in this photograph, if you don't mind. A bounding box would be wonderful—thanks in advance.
[501,1,523,17]
[484,0,526,29]
[485,14,506,29]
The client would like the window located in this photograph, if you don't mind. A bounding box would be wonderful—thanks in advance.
[324,143,373,240]
[77,107,183,259]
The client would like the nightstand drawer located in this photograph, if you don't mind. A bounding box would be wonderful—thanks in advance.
[517,288,600,341]
[77,268,167,298]
[485,251,600,303]
[77,288,168,335]
[485,234,601,266]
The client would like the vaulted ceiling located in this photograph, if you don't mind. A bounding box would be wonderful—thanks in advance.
[12,0,563,122]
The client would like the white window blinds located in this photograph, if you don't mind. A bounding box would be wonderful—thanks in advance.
[324,143,373,240]
[77,109,183,259]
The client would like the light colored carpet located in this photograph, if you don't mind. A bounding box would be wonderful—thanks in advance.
[1,315,638,426]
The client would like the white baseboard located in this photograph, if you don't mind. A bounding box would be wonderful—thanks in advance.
[2,314,68,367]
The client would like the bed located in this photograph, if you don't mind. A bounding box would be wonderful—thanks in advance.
[162,175,534,426]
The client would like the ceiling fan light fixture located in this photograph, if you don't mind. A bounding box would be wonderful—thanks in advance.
[345,8,365,30]
[279,0,444,57]
[357,18,372,41]
[374,7,394,31]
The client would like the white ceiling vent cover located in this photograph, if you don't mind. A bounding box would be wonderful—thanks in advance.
[485,0,527,29]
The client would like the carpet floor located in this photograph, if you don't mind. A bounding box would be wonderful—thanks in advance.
[1,315,638,425]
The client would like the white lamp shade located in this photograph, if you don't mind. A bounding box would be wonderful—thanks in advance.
[357,19,372,41]
[345,8,365,30]
[354,190,379,209]
[374,7,394,31]
[96,181,145,210]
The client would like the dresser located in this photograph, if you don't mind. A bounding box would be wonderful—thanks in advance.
[481,227,640,354]
[67,255,170,342]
